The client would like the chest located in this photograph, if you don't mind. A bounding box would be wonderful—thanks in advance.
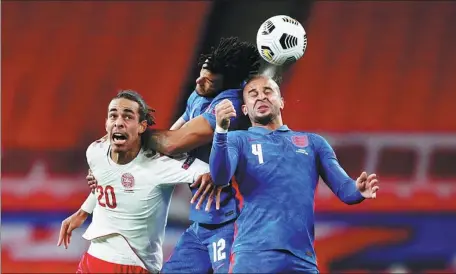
[239,134,318,181]
[91,163,166,212]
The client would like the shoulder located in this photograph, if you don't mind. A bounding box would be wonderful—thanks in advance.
[86,139,109,159]
[86,139,109,168]
[187,90,199,102]
[211,89,242,105]
[290,132,332,151]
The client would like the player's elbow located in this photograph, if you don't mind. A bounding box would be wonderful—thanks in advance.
[161,143,180,156]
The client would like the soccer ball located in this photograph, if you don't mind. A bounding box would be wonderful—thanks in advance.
[256,15,307,66]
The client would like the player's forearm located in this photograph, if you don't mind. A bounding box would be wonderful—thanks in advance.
[210,133,237,186]
[323,161,364,204]
[170,117,187,130]
[334,178,365,205]
[149,117,213,156]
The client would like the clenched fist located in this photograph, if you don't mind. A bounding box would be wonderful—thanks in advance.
[215,99,236,130]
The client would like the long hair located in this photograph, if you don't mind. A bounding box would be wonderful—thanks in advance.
[114,90,157,157]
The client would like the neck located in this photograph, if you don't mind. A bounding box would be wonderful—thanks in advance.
[251,116,284,131]
[110,145,141,165]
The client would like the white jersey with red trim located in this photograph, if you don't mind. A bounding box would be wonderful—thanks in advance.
[81,140,208,272]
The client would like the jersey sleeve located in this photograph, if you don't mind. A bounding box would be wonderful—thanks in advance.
[202,93,243,130]
[312,134,365,205]
[210,131,242,186]
[158,155,210,185]
[181,100,192,122]
[80,192,97,214]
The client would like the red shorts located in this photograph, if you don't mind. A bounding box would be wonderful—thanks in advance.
[77,252,149,273]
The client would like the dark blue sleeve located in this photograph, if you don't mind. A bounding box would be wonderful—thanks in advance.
[202,95,243,130]
[209,132,240,186]
[313,134,365,205]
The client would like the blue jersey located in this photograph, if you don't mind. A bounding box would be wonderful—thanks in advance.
[209,125,365,267]
[181,91,212,123]
[184,89,245,224]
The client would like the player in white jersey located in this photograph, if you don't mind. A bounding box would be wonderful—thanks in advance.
[57,90,209,273]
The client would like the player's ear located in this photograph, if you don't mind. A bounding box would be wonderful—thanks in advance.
[242,104,248,116]
[138,120,147,134]
[280,97,285,110]
[105,118,109,133]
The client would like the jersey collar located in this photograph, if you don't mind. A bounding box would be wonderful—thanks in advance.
[248,125,290,134]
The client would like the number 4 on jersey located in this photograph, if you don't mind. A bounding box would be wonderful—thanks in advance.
[252,144,264,164]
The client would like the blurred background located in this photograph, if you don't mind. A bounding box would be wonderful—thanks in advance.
[2,1,456,273]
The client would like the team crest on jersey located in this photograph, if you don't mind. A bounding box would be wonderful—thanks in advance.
[121,173,135,192]
[182,156,196,170]
[291,136,308,148]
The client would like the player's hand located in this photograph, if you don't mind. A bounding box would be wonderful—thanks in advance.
[215,99,236,130]
[57,209,89,249]
[86,169,98,192]
[190,173,222,211]
[356,172,379,199]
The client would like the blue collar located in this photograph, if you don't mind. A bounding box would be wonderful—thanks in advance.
[248,125,290,134]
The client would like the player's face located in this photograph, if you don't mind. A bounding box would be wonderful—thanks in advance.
[105,98,147,153]
[242,76,284,125]
[195,68,223,97]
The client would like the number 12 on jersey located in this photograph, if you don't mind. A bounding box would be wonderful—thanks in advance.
[252,144,264,164]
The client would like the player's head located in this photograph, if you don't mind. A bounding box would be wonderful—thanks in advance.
[242,75,284,125]
[106,90,156,154]
[195,37,261,97]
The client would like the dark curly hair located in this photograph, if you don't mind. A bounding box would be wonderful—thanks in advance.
[198,37,261,91]
[114,90,156,156]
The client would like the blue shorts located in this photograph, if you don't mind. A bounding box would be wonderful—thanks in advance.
[229,250,319,274]
[161,221,234,273]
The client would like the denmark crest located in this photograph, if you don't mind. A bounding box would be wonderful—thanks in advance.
[121,173,135,191]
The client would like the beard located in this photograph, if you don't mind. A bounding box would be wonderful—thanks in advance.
[252,108,280,125]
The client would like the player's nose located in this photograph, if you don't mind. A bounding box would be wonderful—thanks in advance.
[196,76,205,85]
[114,119,124,128]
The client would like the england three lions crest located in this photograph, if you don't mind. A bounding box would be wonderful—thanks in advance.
[291,135,308,148]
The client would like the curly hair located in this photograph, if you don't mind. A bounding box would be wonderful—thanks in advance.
[198,37,261,90]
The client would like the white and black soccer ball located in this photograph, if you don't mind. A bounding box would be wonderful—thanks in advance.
[256,15,307,66]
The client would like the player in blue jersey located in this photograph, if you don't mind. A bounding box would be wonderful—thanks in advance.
[209,75,380,273]
[155,38,259,273]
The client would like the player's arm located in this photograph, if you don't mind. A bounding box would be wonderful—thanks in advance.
[170,116,187,130]
[149,96,242,156]
[209,99,241,186]
[150,116,214,155]
[210,131,240,186]
[57,193,95,249]
[170,100,191,131]
[313,134,365,205]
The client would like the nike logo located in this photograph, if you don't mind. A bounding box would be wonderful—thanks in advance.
[296,149,308,155]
